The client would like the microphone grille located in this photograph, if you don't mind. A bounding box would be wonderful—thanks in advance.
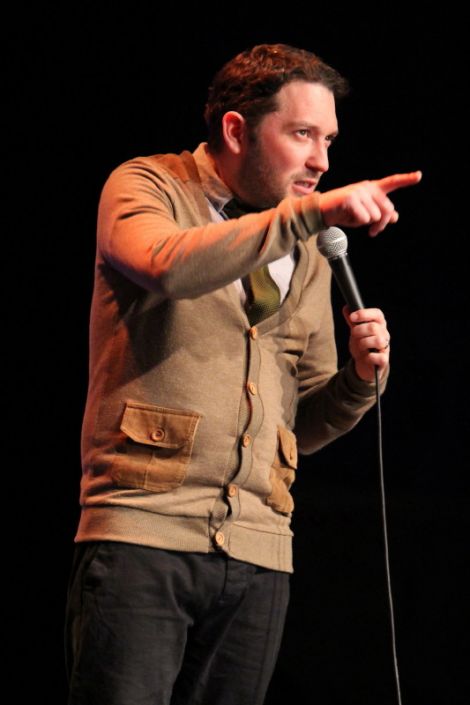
[317,226,348,259]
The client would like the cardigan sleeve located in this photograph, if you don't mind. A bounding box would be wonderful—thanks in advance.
[293,251,388,455]
[294,359,387,455]
[96,157,324,298]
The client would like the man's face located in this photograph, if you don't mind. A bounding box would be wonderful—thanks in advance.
[236,80,338,209]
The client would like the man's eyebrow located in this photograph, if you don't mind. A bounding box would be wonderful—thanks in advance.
[286,121,339,138]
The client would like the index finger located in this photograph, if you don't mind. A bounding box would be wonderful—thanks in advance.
[375,171,422,194]
[349,308,386,325]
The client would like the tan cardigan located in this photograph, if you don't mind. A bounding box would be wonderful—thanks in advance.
[76,145,384,572]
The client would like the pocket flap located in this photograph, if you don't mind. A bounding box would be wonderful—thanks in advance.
[278,426,298,468]
[120,401,200,449]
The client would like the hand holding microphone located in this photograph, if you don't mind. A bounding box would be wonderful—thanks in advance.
[317,226,390,382]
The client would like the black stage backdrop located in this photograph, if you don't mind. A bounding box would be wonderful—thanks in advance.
[9,6,467,704]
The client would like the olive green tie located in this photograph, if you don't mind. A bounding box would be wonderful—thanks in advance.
[223,199,281,325]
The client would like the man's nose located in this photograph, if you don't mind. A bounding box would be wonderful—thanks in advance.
[306,141,329,174]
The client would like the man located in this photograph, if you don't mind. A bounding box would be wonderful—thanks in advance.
[65,44,421,704]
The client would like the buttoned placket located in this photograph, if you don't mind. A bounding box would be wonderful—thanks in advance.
[203,197,299,555]
[209,322,264,553]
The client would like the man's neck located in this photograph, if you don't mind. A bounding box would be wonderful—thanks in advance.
[207,145,241,202]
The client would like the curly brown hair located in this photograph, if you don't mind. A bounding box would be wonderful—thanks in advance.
[204,43,349,153]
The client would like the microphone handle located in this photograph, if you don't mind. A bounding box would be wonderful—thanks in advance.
[329,255,365,312]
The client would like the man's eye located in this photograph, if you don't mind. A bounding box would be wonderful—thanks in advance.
[296,129,309,137]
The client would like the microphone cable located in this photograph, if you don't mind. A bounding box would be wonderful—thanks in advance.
[374,364,403,705]
[317,226,405,704]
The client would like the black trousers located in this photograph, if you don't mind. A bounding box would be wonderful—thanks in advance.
[65,541,290,705]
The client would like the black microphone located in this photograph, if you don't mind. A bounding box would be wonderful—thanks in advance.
[316,226,364,312]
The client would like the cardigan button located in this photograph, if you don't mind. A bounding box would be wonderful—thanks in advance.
[150,428,165,442]
[247,381,257,395]
[214,531,225,546]
[242,433,251,447]
[227,484,238,497]
[249,326,258,340]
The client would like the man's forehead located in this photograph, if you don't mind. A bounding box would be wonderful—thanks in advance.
[274,80,337,118]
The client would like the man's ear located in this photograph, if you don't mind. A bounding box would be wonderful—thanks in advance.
[221,111,247,155]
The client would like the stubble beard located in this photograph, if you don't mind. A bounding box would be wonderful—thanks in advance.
[236,137,288,210]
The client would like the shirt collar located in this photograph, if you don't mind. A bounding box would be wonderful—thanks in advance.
[192,142,233,213]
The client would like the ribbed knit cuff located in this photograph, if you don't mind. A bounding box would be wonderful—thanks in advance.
[343,357,389,397]
[294,191,325,239]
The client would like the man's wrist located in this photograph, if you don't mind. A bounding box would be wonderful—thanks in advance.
[296,191,325,237]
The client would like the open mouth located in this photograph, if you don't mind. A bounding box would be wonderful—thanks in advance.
[292,180,317,195]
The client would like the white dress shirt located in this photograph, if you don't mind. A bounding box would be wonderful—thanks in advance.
[207,198,296,306]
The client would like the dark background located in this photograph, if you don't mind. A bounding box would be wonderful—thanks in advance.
[11,5,467,704]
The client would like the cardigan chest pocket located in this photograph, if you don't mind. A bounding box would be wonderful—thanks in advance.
[114,401,201,492]
[266,426,298,515]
